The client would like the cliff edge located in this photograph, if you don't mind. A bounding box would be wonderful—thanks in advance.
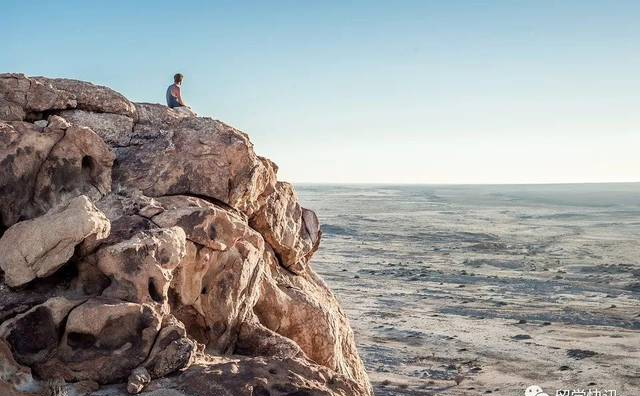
[0,74,372,396]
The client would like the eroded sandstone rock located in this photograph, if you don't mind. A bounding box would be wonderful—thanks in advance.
[112,117,276,217]
[0,118,114,228]
[255,257,371,392]
[0,297,85,366]
[0,73,76,121]
[33,77,136,117]
[101,356,369,396]
[43,298,162,384]
[96,227,187,306]
[153,196,265,353]
[0,339,38,394]
[0,74,372,396]
[59,109,134,147]
[250,181,321,273]
[0,196,110,287]
[141,316,197,379]
[0,74,136,122]
[126,367,150,394]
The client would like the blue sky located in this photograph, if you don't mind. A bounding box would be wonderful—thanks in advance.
[2,1,639,183]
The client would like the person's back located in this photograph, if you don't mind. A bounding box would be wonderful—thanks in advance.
[166,73,185,108]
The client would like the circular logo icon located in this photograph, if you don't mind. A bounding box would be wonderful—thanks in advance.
[525,385,549,396]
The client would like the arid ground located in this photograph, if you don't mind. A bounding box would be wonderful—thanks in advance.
[298,183,640,396]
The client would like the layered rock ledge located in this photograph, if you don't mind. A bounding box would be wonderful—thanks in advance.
[0,74,371,396]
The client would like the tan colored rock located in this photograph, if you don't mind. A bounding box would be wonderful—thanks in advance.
[0,297,84,366]
[0,118,114,228]
[0,75,373,396]
[152,195,249,251]
[0,196,110,287]
[0,121,62,226]
[255,255,371,394]
[112,117,276,217]
[33,77,136,117]
[235,317,305,360]
[42,298,162,384]
[0,74,135,121]
[96,227,187,306]
[134,102,194,128]
[106,356,369,396]
[141,316,197,379]
[250,181,321,273]
[0,73,76,121]
[126,367,150,394]
[34,120,115,216]
[59,109,134,146]
[0,339,38,394]
[153,196,265,353]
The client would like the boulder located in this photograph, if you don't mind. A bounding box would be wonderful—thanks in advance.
[140,316,197,379]
[0,74,136,121]
[41,298,162,384]
[0,118,114,228]
[235,318,305,360]
[0,339,38,394]
[0,297,84,366]
[59,109,134,146]
[0,195,110,287]
[254,256,371,392]
[134,102,194,127]
[96,227,187,306]
[150,196,265,353]
[101,356,369,396]
[0,73,76,121]
[250,181,321,273]
[33,77,136,117]
[127,367,150,394]
[112,117,276,217]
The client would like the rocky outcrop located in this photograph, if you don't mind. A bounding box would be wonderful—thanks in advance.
[0,196,110,287]
[0,74,371,396]
[0,116,114,228]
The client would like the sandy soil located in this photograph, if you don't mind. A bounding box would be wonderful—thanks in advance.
[298,184,640,396]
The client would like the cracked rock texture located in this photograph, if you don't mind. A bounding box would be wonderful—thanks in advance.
[0,74,371,396]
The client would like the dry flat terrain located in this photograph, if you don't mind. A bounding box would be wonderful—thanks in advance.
[298,183,640,396]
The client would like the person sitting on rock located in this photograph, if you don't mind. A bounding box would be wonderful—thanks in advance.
[166,73,187,108]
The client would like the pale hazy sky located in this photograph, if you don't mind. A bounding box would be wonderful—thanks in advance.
[2,1,639,183]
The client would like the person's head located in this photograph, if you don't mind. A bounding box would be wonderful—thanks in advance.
[174,73,183,85]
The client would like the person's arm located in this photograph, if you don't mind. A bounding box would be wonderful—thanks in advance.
[171,85,186,106]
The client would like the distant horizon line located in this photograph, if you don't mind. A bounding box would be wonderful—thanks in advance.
[290,180,640,186]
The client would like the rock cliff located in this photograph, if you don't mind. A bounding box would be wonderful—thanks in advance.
[0,74,372,396]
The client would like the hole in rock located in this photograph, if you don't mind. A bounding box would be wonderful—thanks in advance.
[67,332,97,349]
[148,279,164,303]
[253,386,271,396]
[81,155,95,173]
[25,109,59,123]
[208,224,217,240]
[0,213,6,239]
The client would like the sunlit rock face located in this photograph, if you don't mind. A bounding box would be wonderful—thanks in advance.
[0,73,372,396]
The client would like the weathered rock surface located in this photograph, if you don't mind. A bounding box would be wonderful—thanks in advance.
[0,116,114,228]
[251,181,322,273]
[112,116,276,218]
[0,75,371,396]
[59,109,135,147]
[94,356,366,396]
[96,227,186,306]
[0,195,110,287]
